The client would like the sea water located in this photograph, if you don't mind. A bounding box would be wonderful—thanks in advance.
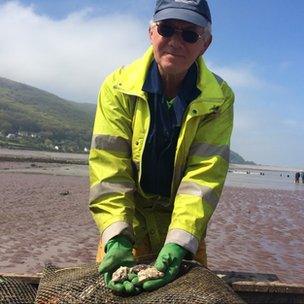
[225,168,304,191]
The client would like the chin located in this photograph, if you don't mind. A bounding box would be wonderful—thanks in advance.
[160,61,187,75]
[164,66,186,76]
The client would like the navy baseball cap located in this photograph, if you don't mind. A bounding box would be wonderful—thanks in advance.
[153,0,211,27]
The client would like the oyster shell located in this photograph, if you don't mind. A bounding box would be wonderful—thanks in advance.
[137,267,164,283]
[112,266,129,282]
[130,264,149,274]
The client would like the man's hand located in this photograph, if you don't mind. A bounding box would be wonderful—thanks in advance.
[141,243,187,291]
[99,235,138,294]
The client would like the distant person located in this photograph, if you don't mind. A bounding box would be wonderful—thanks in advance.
[89,0,234,295]
[301,171,304,184]
[294,172,300,183]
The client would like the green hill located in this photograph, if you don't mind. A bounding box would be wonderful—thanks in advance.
[0,76,96,152]
[230,150,255,165]
[0,76,255,163]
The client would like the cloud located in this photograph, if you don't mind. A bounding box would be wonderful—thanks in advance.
[0,1,149,102]
[231,104,304,167]
[207,62,264,89]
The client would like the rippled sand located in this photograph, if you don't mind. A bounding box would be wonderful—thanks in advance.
[207,187,304,284]
[0,162,303,284]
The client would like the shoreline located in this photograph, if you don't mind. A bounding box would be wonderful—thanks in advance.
[1,147,302,172]
[0,148,88,164]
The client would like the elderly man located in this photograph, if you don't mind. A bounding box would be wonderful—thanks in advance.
[89,0,234,294]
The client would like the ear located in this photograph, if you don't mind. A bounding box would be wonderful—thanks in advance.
[205,35,212,49]
[149,26,154,44]
[200,34,212,56]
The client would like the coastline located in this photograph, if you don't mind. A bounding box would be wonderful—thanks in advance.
[1,148,303,172]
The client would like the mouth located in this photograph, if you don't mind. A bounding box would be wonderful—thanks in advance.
[165,52,184,58]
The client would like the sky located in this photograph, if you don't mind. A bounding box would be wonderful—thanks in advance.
[0,0,303,168]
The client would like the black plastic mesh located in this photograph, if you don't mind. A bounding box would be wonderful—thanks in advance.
[0,275,37,304]
[35,261,246,304]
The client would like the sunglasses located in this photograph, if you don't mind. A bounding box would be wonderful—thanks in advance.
[156,22,204,44]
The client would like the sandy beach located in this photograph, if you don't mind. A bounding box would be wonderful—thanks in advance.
[0,159,303,285]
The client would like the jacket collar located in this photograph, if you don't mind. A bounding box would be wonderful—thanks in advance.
[116,46,224,101]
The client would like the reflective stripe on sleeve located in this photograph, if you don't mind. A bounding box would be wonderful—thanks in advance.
[165,228,198,255]
[89,181,135,203]
[177,182,219,209]
[189,142,230,163]
[102,222,134,245]
[91,134,131,156]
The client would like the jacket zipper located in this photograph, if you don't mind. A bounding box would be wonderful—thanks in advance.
[114,86,151,197]
[170,97,224,198]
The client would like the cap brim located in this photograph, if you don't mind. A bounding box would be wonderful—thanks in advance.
[153,8,209,28]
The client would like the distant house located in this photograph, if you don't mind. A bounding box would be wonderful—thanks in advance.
[6,133,16,139]
[17,131,39,138]
[18,131,30,137]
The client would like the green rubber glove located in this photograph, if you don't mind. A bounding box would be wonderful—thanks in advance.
[141,243,187,291]
[98,235,137,294]
[104,272,141,295]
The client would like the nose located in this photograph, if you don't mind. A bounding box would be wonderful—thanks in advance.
[167,31,183,47]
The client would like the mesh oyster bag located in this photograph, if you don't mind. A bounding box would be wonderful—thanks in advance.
[0,275,37,304]
[34,260,245,304]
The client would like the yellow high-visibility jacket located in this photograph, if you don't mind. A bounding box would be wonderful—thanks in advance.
[89,46,234,255]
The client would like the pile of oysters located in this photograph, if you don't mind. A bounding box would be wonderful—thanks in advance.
[112,265,164,283]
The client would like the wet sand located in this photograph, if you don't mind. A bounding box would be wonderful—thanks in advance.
[0,161,303,285]
[207,187,304,285]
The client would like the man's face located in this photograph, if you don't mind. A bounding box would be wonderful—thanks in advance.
[149,19,211,77]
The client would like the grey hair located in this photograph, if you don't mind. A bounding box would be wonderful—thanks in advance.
[149,19,212,37]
